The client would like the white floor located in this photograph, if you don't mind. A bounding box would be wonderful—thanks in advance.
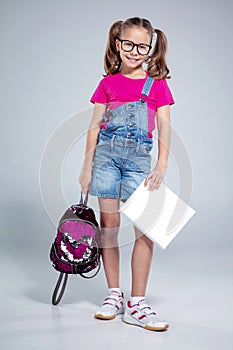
[1,241,232,350]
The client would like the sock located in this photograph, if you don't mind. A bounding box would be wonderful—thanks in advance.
[109,287,122,296]
[130,296,146,306]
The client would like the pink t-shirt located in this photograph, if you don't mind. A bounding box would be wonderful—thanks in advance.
[90,72,175,137]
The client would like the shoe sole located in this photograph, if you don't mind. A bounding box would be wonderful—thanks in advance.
[123,319,169,331]
[95,314,116,320]
[95,310,124,320]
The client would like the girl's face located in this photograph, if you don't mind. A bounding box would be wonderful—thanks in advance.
[116,26,151,73]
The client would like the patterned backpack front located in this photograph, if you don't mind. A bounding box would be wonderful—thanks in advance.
[50,193,101,305]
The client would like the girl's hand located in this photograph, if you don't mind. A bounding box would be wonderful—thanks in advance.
[144,162,167,191]
[78,169,92,194]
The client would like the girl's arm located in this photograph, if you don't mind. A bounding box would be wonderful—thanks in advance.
[144,105,171,190]
[157,104,171,170]
[78,103,106,193]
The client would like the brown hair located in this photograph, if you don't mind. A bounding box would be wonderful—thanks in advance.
[104,17,170,79]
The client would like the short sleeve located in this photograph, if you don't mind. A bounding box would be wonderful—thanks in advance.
[156,79,175,110]
[90,79,108,104]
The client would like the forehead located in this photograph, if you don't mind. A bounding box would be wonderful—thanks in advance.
[121,26,151,44]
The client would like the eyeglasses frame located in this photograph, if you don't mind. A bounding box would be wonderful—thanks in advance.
[116,38,152,56]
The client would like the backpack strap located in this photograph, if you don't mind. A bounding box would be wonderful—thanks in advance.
[141,75,154,98]
[80,192,88,206]
[52,272,69,305]
[80,260,101,279]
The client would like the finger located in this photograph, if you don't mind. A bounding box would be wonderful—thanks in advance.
[144,176,151,186]
[148,182,156,191]
[146,171,154,181]
[148,175,160,190]
[154,176,162,189]
[81,186,88,194]
[147,178,155,191]
[144,174,151,187]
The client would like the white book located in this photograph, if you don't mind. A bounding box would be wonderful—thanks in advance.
[120,180,196,249]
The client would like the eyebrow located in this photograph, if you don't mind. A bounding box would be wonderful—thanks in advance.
[120,39,151,45]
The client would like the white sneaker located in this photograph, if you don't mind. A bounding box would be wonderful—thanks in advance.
[95,291,124,320]
[123,299,169,331]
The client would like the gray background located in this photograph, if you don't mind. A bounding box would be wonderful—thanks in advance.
[1,0,232,349]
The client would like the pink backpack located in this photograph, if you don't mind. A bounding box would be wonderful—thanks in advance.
[50,193,101,305]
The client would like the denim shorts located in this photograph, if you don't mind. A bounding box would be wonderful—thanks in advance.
[89,132,153,201]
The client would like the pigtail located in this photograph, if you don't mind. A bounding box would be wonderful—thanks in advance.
[104,21,123,76]
[147,29,170,80]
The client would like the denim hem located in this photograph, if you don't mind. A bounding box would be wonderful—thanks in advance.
[89,192,129,201]
[89,192,119,199]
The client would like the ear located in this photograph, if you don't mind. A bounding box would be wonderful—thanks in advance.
[115,39,120,52]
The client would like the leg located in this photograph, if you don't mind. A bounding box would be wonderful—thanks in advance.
[98,198,120,288]
[131,226,154,296]
[123,227,168,331]
[95,198,124,320]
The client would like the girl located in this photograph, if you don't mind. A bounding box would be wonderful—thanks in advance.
[79,17,175,331]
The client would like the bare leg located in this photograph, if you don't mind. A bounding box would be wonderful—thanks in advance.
[98,198,120,288]
[131,226,154,296]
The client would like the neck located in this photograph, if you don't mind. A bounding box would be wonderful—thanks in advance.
[120,66,146,79]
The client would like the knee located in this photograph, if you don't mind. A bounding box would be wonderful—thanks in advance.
[137,234,154,250]
[100,213,120,229]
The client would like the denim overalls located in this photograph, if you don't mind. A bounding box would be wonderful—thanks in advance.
[90,76,154,201]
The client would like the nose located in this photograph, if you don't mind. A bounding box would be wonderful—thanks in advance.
[131,45,138,55]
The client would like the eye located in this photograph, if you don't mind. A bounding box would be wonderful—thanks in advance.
[124,41,133,48]
[139,44,148,50]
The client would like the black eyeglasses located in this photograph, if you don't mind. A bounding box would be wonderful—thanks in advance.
[117,38,152,55]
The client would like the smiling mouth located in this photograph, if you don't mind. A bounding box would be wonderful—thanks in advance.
[126,56,140,63]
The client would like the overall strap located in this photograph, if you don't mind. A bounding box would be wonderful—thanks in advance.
[141,75,154,97]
